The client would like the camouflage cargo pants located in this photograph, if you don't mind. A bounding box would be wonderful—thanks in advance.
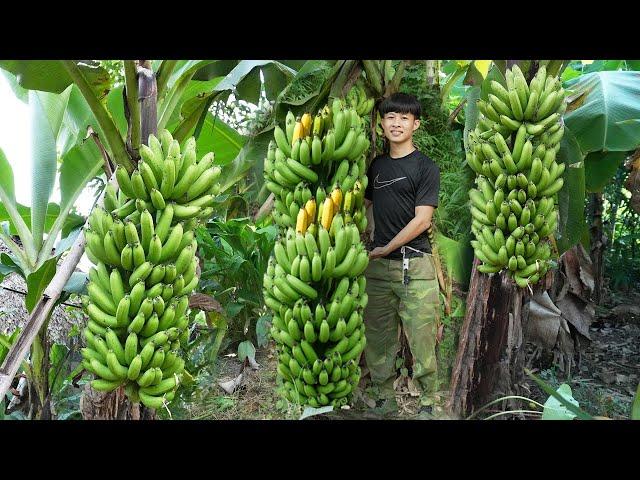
[363,254,440,402]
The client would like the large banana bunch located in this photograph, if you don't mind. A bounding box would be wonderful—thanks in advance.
[81,129,221,409]
[263,85,373,408]
[466,65,566,288]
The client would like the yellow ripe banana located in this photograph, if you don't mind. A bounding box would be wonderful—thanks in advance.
[304,199,316,222]
[301,113,313,137]
[321,197,334,230]
[330,187,343,212]
[296,208,308,234]
[292,118,304,145]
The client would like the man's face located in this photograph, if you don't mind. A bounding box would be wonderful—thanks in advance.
[381,111,420,144]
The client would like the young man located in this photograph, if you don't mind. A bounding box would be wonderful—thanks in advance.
[363,92,441,410]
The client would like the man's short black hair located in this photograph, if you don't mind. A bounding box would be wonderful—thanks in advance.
[378,92,422,119]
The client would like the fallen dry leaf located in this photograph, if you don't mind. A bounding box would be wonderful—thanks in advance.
[189,293,224,313]
[556,295,593,341]
[527,291,562,350]
[247,356,260,370]
[218,373,244,394]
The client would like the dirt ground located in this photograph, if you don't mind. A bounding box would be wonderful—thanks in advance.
[191,300,639,421]
[522,303,639,419]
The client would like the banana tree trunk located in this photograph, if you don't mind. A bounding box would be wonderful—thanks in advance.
[81,384,155,419]
[425,60,437,86]
[447,60,546,418]
[446,259,531,417]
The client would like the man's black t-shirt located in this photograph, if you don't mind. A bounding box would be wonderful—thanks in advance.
[364,149,440,260]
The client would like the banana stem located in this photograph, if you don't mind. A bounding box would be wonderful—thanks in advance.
[385,60,408,96]
[448,98,467,126]
[157,72,194,132]
[440,66,466,109]
[156,60,178,101]
[61,60,133,172]
[329,60,356,100]
[362,60,383,97]
[309,60,346,114]
[137,61,158,146]
[546,60,569,78]
[124,61,141,158]
[0,230,31,272]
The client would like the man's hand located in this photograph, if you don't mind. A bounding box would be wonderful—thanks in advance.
[369,246,389,259]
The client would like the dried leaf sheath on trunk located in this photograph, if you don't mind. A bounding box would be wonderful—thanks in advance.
[447,259,529,417]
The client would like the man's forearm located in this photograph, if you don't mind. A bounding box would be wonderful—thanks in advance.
[383,215,431,254]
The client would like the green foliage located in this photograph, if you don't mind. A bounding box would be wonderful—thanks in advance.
[165,216,278,419]
[541,383,580,420]
[46,326,85,420]
[0,323,84,420]
[277,61,334,113]
[0,328,20,366]
[196,216,277,345]
[556,128,587,255]
[161,310,230,419]
[603,166,640,291]
[564,71,640,155]
[585,151,629,193]
[0,60,111,98]
[98,60,124,87]
[436,294,465,389]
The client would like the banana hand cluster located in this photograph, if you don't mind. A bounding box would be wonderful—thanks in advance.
[82,129,221,409]
[264,84,372,408]
[466,65,566,288]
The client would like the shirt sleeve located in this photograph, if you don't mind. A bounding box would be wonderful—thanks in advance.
[415,160,440,207]
[364,159,376,201]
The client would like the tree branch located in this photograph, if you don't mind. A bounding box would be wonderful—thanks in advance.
[254,193,275,222]
[87,126,113,177]
[0,285,82,309]
[62,61,132,172]
[448,98,467,126]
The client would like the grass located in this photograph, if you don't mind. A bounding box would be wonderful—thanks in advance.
[185,344,295,420]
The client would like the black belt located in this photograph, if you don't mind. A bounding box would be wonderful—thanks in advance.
[400,246,425,258]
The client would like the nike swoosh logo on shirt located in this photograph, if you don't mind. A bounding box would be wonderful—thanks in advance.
[373,173,407,189]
